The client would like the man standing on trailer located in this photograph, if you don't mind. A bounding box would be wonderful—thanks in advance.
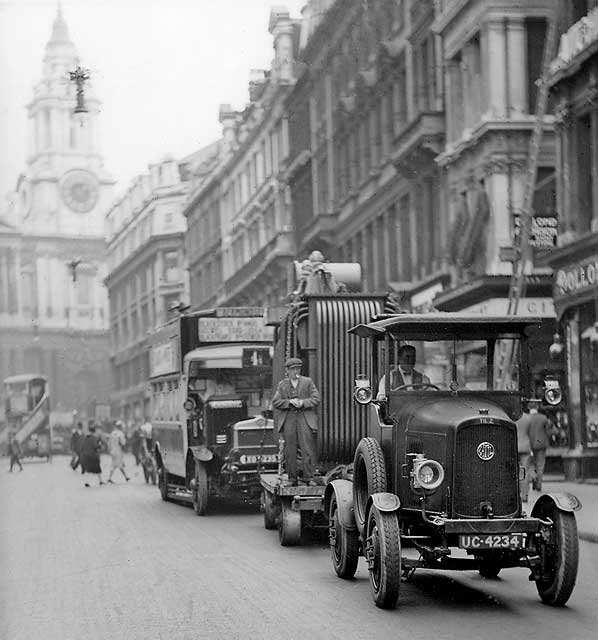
[272,357,320,486]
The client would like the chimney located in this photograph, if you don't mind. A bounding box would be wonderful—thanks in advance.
[248,69,267,102]
[219,104,238,156]
[269,6,294,83]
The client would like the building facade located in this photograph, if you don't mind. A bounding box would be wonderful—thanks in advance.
[544,1,598,478]
[0,8,114,421]
[104,155,201,425]
[185,8,299,310]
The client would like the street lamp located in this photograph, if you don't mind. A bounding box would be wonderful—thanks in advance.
[69,66,90,114]
[67,258,82,282]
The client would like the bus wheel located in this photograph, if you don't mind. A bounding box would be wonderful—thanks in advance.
[192,461,209,516]
[159,468,170,502]
[278,502,301,546]
[366,505,401,609]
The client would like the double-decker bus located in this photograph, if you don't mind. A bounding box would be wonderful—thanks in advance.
[1,374,52,460]
[150,307,279,514]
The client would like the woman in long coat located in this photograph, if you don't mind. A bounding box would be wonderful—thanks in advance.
[80,425,104,487]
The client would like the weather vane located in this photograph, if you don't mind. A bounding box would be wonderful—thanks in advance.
[69,66,90,114]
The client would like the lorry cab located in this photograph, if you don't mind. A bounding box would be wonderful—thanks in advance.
[326,313,579,610]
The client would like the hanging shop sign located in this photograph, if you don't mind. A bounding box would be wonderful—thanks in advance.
[513,215,558,249]
[554,255,598,303]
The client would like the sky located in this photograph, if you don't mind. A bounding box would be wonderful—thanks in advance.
[0,0,306,199]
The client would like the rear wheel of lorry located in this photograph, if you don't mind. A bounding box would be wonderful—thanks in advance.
[261,489,278,530]
[159,468,170,502]
[366,505,401,609]
[329,493,359,579]
[353,438,387,532]
[192,461,209,516]
[278,502,301,546]
[534,507,579,606]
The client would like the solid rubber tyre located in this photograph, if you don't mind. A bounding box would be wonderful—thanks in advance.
[278,503,301,546]
[366,505,401,609]
[262,490,278,530]
[159,467,170,502]
[535,508,579,606]
[353,438,387,531]
[329,493,359,579]
[192,461,209,516]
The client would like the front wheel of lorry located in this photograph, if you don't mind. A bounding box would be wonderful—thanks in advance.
[534,507,579,606]
[353,438,387,532]
[366,505,401,609]
[192,461,209,516]
[329,493,359,579]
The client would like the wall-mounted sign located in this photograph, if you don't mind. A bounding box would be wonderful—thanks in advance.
[149,338,179,377]
[514,215,558,249]
[215,307,265,318]
[198,317,274,343]
[208,399,244,409]
[554,255,598,301]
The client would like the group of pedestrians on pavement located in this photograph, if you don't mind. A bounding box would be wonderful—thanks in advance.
[516,398,556,501]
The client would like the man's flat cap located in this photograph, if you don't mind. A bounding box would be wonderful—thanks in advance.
[285,357,303,368]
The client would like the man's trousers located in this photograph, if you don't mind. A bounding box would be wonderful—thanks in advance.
[282,411,317,481]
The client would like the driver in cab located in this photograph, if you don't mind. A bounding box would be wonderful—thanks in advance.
[376,344,430,400]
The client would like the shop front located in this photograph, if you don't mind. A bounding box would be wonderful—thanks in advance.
[547,234,598,479]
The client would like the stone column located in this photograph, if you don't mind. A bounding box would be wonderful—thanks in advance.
[591,105,598,231]
[484,166,511,274]
[484,19,508,119]
[506,18,527,117]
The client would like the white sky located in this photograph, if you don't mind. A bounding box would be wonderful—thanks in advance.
[0,0,305,199]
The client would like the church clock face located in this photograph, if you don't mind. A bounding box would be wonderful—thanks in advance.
[61,170,99,213]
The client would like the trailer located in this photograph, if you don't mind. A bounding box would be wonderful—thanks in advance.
[260,266,397,544]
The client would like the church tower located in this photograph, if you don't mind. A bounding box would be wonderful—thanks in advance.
[0,7,113,422]
[17,6,114,235]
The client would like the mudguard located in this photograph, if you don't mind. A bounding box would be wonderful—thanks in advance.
[324,479,357,530]
[531,492,582,516]
[369,492,401,513]
[189,445,213,462]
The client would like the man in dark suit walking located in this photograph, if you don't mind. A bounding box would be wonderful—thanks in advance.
[272,357,321,486]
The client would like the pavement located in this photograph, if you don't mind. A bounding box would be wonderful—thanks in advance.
[529,476,598,544]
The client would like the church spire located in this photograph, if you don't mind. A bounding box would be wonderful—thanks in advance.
[49,3,71,44]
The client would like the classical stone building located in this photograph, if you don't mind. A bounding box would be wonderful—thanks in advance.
[431,0,558,318]
[0,8,114,420]
[104,151,213,424]
[544,1,598,478]
[184,8,299,309]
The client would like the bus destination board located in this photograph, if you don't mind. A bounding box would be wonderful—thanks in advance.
[198,317,274,343]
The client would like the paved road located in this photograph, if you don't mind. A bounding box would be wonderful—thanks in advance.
[1,455,597,640]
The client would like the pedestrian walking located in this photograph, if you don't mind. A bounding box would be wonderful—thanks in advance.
[8,431,23,472]
[272,357,320,486]
[131,425,142,466]
[518,399,554,492]
[515,411,532,502]
[139,417,153,452]
[79,424,104,487]
[107,421,130,483]
[70,421,84,472]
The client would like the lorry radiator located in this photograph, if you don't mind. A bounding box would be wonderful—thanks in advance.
[453,422,519,518]
[313,298,384,463]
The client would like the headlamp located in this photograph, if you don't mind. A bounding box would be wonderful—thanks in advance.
[411,454,445,491]
[354,376,372,404]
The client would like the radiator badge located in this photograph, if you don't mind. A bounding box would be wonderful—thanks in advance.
[476,441,495,461]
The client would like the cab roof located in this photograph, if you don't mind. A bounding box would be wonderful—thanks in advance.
[349,313,545,341]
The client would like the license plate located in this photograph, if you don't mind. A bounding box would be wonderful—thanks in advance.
[459,533,527,550]
[239,453,278,464]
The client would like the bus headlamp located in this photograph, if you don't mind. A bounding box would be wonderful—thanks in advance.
[354,376,372,404]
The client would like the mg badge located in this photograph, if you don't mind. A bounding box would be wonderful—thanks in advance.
[477,441,495,461]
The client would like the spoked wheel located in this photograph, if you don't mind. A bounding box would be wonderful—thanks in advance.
[192,461,209,516]
[353,438,387,532]
[329,493,359,579]
[261,490,278,530]
[278,502,301,546]
[534,506,579,606]
[159,467,170,502]
[366,505,401,609]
